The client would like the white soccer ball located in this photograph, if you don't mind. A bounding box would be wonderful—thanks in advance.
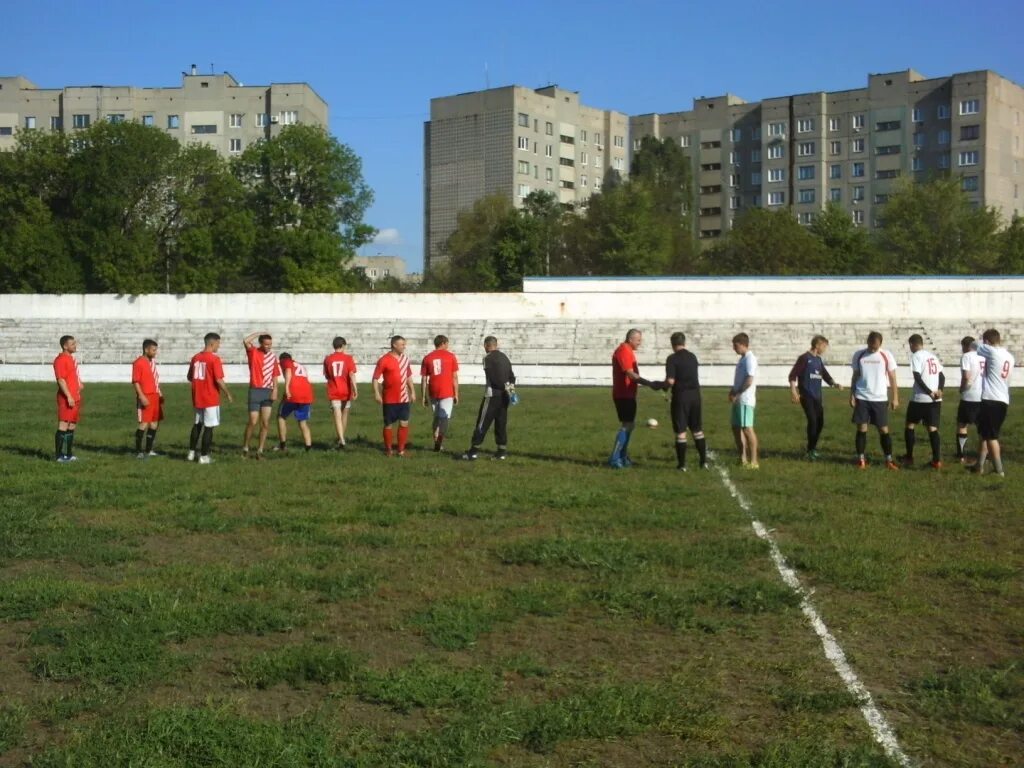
[646,418,658,428]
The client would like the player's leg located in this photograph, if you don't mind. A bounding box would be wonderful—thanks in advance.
[465,396,493,459]
[340,402,351,447]
[189,410,204,460]
[199,407,219,463]
[690,398,708,469]
[878,425,897,469]
[800,395,818,454]
[853,399,869,466]
[381,404,396,456]
[903,414,917,465]
[257,404,273,454]
[135,418,147,456]
[744,416,759,468]
[330,401,344,446]
[277,409,288,451]
[672,398,688,469]
[397,418,410,455]
[493,400,508,458]
[298,418,312,451]
[609,399,635,467]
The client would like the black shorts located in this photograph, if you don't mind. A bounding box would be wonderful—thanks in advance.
[906,401,941,428]
[614,397,637,424]
[957,400,981,426]
[671,394,703,435]
[382,403,411,425]
[978,400,1008,440]
[852,399,889,428]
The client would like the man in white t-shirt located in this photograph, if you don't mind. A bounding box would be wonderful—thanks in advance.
[956,335,985,463]
[971,328,1014,477]
[903,334,945,469]
[728,332,759,469]
[850,330,900,470]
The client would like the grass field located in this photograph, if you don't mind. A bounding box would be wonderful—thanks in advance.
[0,381,1020,767]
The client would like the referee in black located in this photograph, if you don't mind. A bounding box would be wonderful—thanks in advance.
[462,336,516,460]
[663,332,708,471]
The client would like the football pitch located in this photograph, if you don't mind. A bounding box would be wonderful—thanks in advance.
[0,382,1020,767]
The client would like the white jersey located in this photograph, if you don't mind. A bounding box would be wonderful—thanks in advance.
[975,343,1014,404]
[959,351,984,403]
[910,348,943,404]
[852,347,897,402]
[733,351,758,406]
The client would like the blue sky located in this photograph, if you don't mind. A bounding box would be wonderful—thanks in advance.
[5,1,1023,272]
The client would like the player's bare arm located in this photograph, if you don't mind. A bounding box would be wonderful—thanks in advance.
[218,379,234,403]
[421,376,430,406]
[373,380,383,404]
[284,368,293,401]
[350,371,359,400]
[243,331,262,350]
[789,378,800,404]
[888,371,900,410]
[134,381,149,408]
[453,372,459,404]
[57,377,75,408]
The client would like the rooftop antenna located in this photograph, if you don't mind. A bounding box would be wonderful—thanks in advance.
[210,62,215,74]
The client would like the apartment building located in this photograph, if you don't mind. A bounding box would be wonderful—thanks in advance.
[424,85,629,271]
[0,67,327,158]
[631,69,1024,240]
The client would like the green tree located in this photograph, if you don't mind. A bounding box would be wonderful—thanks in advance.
[704,208,829,275]
[630,136,697,272]
[578,182,673,275]
[430,193,515,290]
[997,214,1024,274]
[809,202,878,273]
[877,176,1001,273]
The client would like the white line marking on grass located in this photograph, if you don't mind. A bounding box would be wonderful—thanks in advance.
[714,459,913,767]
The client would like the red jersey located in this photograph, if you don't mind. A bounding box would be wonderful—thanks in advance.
[323,351,357,400]
[54,352,82,399]
[612,342,639,399]
[131,356,160,394]
[421,349,459,399]
[373,352,413,404]
[188,351,225,408]
[282,358,314,404]
[246,346,280,388]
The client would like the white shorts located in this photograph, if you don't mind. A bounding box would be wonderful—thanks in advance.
[330,399,352,411]
[194,406,221,427]
[431,397,455,419]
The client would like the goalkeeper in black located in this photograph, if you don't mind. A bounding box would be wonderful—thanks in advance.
[658,332,708,471]
[462,336,516,460]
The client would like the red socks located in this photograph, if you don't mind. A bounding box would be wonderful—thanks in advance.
[382,427,393,454]
[398,426,409,453]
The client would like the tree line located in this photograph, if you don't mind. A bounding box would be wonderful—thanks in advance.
[427,137,1024,290]
[0,122,375,293]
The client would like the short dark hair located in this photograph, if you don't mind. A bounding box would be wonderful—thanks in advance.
[670,332,686,348]
[867,331,883,346]
[961,335,975,352]
[811,334,829,348]
[390,335,405,348]
[204,332,221,345]
[278,352,292,362]
[732,332,750,346]
[483,335,498,347]
[59,335,75,349]
[982,328,1001,345]
[142,339,158,351]
[434,334,448,348]
[908,334,924,347]
[333,336,347,350]
[258,334,272,345]
[625,328,641,342]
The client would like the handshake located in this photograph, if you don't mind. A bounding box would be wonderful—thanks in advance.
[638,378,669,391]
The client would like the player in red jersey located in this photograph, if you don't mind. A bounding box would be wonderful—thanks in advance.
[53,334,83,462]
[275,353,315,452]
[324,336,358,449]
[242,331,280,459]
[608,328,654,468]
[131,339,164,459]
[420,334,460,452]
[372,335,416,456]
[187,332,233,464]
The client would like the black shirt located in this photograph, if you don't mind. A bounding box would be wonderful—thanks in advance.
[665,349,700,396]
[484,350,516,395]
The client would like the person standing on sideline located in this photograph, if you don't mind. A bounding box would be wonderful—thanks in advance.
[955,335,984,463]
[372,335,415,456]
[187,332,233,464]
[54,334,83,462]
[609,329,653,468]
[241,331,280,459]
[324,337,358,449]
[850,331,900,470]
[421,335,460,452]
[132,339,163,459]
[903,334,945,469]
[971,329,1015,476]
[788,335,842,461]
[462,336,516,460]
[276,353,314,452]
[662,332,708,471]
[728,333,760,469]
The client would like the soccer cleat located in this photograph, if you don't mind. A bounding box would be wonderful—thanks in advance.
[198,455,213,465]
[56,456,70,463]
[620,456,633,468]
[136,452,147,460]
[397,451,407,458]
[885,460,901,471]
[958,456,968,465]
[677,465,688,472]
[146,451,161,457]
[806,450,819,462]
[856,458,868,469]
[461,450,478,461]
[607,458,624,469]
[186,450,196,462]
[699,462,710,470]
[901,455,914,468]
[494,450,508,460]
[66,455,78,462]
[929,460,943,470]
[744,462,760,471]
[255,451,264,461]
[241,448,249,459]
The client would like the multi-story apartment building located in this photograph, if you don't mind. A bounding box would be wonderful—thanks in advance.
[0,67,327,158]
[632,69,1024,241]
[424,85,629,271]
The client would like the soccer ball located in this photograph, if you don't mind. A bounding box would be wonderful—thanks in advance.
[646,418,658,428]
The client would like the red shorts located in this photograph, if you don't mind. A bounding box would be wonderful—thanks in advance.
[57,394,81,423]
[137,394,164,423]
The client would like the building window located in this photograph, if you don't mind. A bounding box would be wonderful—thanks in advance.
[594,155,601,167]
[559,157,575,167]
[107,114,125,124]
[876,145,901,155]
[797,165,815,180]
[751,171,762,185]
[958,150,979,166]
[594,176,602,190]
[517,183,530,198]
[828,117,841,131]
[580,129,587,143]
[191,124,217,134]
[543,122,553,136]
[750,148,761,162]
[229,138,242,153]
[800,212,815,224]
[230,113,243,128]
[544,144,552,158]
[728,174,739,187]
[730,196,740,209]
[830,188,842,202]
[960,125,980,141]
[937,104,951,119]
[518,160,530,175]
[141,114,154,126]
[280,110,298,125]
[517,112,529,127]
[798,189,815,203]
[912,107,924,122]
[829,164,842,179]
[614,157,623,170]
[876,169,901,179]
[545,168,553,182]
[580,151,588,165]
[768,121,786,136]
[767,144,784,159]
[73,114,91,129]
[613,135,624,147]
[534,165,538,178]
[797,118,814,133]
[852,114,865,130]
[852,138,865,153]
[731,128,742,142]
[50,116,62,130]
[632,138,641,151]
[768,191,785,205]
[797,141,815,156]
[701,140,722,151]
[938,154,950,169]
[0,127,12,136]
[680,135,690,148]
[852,210,865,225]
[751,126,761,140]
[913,132,926,148]
[876,120,901,132]
[256,113,268,127]
[829,140,841,155]
[962,175,979,192]
[517,136,530,150]
[560,179,575,189]
[768,168,785,183]
[912,157,923,171]
[24,116,36,129]
[701,162,722,171]
[960,99,980,115]
[938,129,950,145]
[851,162,865,177]
[580,175,588,187]
[852,186,865,201]
[560,134,575,146]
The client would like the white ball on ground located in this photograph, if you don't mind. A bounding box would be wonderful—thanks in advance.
[646,418,658,428]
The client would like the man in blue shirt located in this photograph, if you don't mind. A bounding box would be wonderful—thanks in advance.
[788,335,842,460]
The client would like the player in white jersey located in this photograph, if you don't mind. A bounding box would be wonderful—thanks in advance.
[728,332,759,469]
[971,328,1014,476]
[903,334,944,468]
[850,330,900,470]
[956,336,985,463]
